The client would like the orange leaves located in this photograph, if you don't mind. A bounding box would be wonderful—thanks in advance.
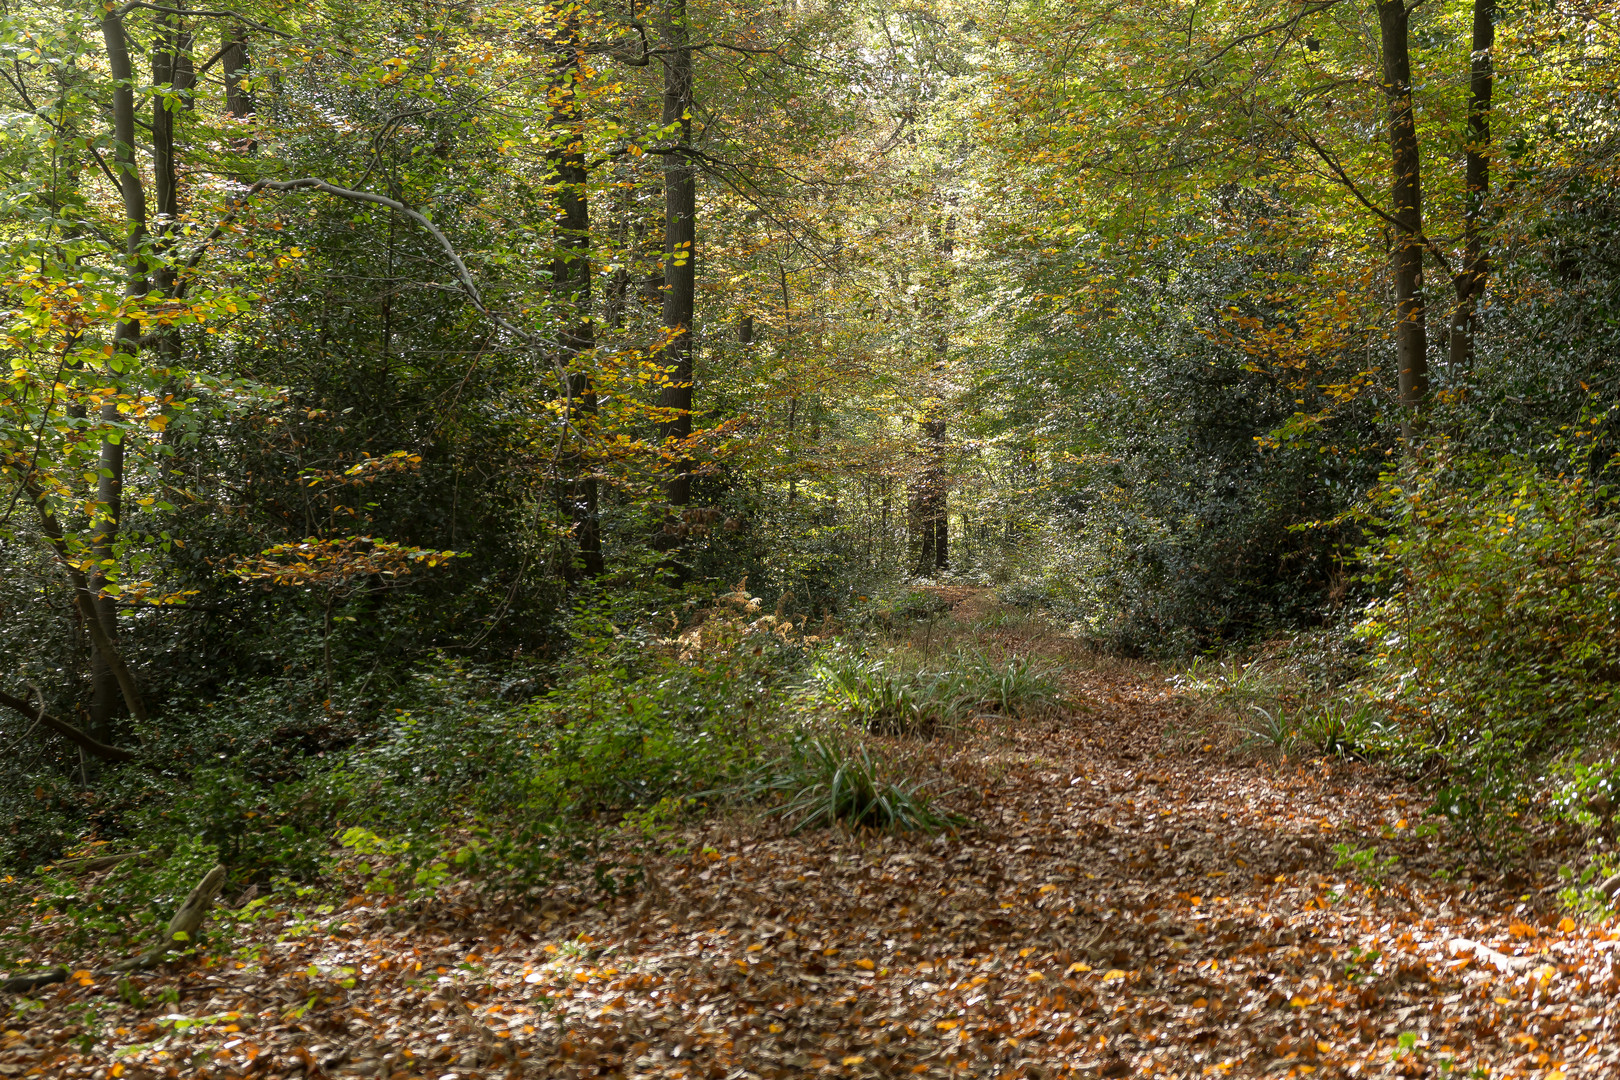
[229,536,467,591]
[3,659,1615,1080]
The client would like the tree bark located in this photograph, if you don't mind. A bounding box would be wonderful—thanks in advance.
[548,3,602,578]
[0,688,136,763]
[94,10,151,737]
[912,417,948,574]
[1378,0,1428,439]
[16,466,149,725]
[1447,0,1494,382]
[654,0,697,570]
[222,27,253,120]
[910,210,954,575]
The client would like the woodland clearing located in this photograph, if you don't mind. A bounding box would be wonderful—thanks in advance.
[0,593,1606,1080]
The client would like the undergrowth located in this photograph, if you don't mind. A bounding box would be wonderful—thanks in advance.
[737,733,967,835]
[810,645,1065,735]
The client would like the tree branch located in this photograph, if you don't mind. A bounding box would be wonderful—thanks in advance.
[1291,122,1455,274]
[1188,0,1348,78]
[113,3,291,38]
[0,688,136,763]
[257,178,539,346]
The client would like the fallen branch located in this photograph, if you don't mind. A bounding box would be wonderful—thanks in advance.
[2,865,230,992]
[1599,870,1620,900]
[0,688,136,763]
[107,865,228,973]
[0,864,231,993]
[0,968,67,993]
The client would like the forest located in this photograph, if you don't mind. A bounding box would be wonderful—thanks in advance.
[1,0,1620,1074]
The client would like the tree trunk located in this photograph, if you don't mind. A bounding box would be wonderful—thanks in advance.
[548,3,602,578]
[222,28,253,120]
[655,0,696,568]
[912,418,948,574]
[910,209,954,576]
[1378,0,1428,439]
[1448,0,1494,383]
[94,10,151,738]
[19,469,148,725]
[605,161,632,330]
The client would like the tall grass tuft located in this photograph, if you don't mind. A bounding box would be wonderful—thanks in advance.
[810,647,1065,735]
[740,735,968,834]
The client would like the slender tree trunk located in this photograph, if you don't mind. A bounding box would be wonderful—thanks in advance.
[605,161,631,330]
[1448,0,1494,382]
[151,7,191,482]
[912,418,948,573]
[548,3,602,578]
[655,0,696,568]
[1378,0,1428,439]
[151,9,184,244]
[17,468,147,725]
[910,210,954,576]
[93,10,151,738]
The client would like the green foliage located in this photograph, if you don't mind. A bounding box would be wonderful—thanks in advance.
[1236,704,1303,758]
[1355,439,1620,858]
[1297,701,1386,759]
[1332,842,1399,888]
[810,645,1064,735]
[739,734,966,834]
[1176,657,1289,714]
[1549,755,1620,833]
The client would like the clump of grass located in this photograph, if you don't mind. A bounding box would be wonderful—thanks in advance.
[810,647,1065,735]
[1237,704,1303,759]
[1236,699,1388,761]
[941,650,1065,719]
[1298,700,1386,758]
[1174,656,1287,712]
[741,735,967,834]
[814,652,938,735]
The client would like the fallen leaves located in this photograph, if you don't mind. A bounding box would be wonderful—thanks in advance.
[3,614,1620,1079]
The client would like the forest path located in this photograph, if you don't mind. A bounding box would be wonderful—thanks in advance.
[9,596,1617,1080]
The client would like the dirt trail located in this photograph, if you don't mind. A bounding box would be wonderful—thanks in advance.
[6,597,1618,1080]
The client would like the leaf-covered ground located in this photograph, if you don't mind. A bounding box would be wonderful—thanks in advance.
[3,599,1614,1079]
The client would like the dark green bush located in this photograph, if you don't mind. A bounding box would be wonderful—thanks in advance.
[1354,440,1620,855]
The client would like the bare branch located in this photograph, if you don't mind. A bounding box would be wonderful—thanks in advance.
[114,3,291,38]
[0,687,136,763]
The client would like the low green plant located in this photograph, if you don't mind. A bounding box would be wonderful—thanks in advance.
[810,646,1064,735]
[739,734,968,834]
[1297,701,1386,758]
[1549,754,1620,831]
[1237,704,1301,758]
[1175,656,1286,713]
[938,650,1065,720]
[1341,944,1383,984]
[1423,729,1531,864]
[1556,861,1618,921]
[814,651,939,735]
[1333,842,1400,888]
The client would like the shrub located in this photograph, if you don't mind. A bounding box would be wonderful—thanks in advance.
[1354,438,1620,855]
